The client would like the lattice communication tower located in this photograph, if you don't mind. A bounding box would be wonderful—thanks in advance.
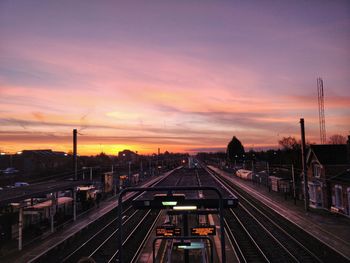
[317,77,326,144]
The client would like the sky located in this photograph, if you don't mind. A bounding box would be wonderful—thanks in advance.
[0,1,349,155]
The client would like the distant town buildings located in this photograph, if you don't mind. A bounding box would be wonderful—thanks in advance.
[0,150,70,176]
[117,149,138,162]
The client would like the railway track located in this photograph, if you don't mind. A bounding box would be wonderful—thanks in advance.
[61,205,137,262]
[206,166,348,263]
[89,209,161,263]
[33,196,138,263]
[34,165,346,263]
[33,171,176,263]
[133,170,188,263]
[150,167,234,262]
[223,212,268,263]
[111,209,162,263]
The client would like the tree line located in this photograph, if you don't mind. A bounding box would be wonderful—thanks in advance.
[200,134,348,171]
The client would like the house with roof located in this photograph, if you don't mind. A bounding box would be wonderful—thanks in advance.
[306,137,350,216]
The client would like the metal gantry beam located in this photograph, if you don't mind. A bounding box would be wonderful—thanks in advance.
[117,186,226,263]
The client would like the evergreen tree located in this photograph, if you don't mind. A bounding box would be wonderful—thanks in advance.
[226,136,245,161]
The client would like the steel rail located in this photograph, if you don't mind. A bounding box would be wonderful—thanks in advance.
[233,193,322,262]
[224,214,269,263]
[88,209,140,258]
[117,185,226,263]
[129,210,163,263]
[61,205,134,262]
[207,166,323,262]
[109,210,163,263]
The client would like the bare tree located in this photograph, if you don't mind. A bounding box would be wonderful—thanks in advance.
[328,134,347,144]
[278,136,300,151]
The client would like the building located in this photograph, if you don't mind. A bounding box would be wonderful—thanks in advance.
[0,150,70,176]
[117,150,138,162]
[20,150,70,174]
[329,169,350,216]
[306,137,350,215]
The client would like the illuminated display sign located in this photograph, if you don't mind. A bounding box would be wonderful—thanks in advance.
[191,226,216,236]
[176,242,205,250]
[162,201,177,206]
[156,226,181,236]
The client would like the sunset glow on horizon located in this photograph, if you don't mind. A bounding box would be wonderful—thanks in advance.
[1,1,349,155]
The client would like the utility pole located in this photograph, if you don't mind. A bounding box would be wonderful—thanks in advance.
[266,162,270,187]
[73,129,78,181]
[140,160,143,177]
[300,118,309,211]
[292,164,296,205]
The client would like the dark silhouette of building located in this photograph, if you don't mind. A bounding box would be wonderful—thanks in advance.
[306,137,350,216]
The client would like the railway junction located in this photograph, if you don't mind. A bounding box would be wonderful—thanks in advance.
[0,163,349,263]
